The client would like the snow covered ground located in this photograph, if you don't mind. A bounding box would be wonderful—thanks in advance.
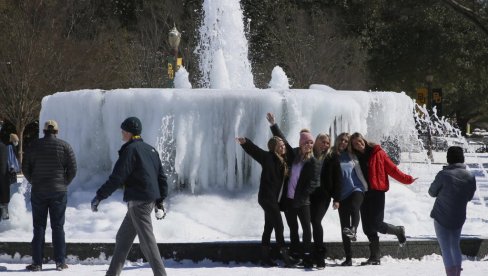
[0,151,487,276]
[1,255,488,275]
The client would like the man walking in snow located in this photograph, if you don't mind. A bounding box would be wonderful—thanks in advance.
[23,120,77,271]
[91,116,168,276]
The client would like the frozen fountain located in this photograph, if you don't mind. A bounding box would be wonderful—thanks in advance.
[3,0,486,249]
[38,0,419,195]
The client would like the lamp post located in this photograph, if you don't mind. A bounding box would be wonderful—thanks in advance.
[167,26,181,88]
[425,74,434,162]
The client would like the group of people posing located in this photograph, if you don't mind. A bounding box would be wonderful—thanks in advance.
[236,112,416,269]
[237,112,478,276]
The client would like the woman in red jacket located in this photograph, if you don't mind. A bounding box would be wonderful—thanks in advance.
[349,132,416,266]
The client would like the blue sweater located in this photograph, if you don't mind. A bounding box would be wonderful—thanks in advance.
[339,152,365,201]
[429,163,476,229]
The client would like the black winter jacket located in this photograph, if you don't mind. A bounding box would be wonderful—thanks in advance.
[314,152,342,203]
[23,134,77,193]
[0,142,8,189]
[241,139,288,210]
[96,138,168,202]
[270,124,320,208]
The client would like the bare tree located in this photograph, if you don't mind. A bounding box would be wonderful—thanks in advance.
[0,1,67,163]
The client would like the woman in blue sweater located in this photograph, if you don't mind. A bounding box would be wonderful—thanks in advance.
[335,132,367,266]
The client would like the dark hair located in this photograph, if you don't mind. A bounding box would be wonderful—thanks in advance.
[447,146,464,164]
[349,132,377,154]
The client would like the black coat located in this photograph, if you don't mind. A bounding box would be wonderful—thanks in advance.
[270,124,320,208]
[241,139,287,210]
[314,152,342,202]
[22,134,77,193]
[0,142,8,188]
[96,138,168,202]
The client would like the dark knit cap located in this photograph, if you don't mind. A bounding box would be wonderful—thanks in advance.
[121,117,142,135]
[446,146,464,164]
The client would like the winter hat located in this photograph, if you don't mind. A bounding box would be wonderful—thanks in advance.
[44,120,59,131]
[9,133,19,143]
[121,117,142,135]
[299,130,314,146]
[446,146,464,164]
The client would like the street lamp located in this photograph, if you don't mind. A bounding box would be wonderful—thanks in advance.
[168,26,181,53]
[425,74,434,162]
[167,26,181,88]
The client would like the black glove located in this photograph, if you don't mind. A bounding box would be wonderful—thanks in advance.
[155,199,166,220]
[155,198,164,210]
[91,196,101,212]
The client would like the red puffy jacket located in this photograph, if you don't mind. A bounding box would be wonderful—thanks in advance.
[368,145,414,191]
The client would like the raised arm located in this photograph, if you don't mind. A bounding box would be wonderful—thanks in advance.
[237,137,267,164]
[267,112,295,160]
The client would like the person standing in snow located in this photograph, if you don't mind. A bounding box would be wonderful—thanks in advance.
[309,132,341,269]
[429,146,476,276]
[335,132,367,266]
[22,120,77,271]
[0,133,21,220]
[236,136,296,267]
[0,130,9,221]
[91,117,168,276]
[267,113,320,269]
[349,132,416,266]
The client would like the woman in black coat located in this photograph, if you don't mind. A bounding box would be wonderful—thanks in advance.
[267,113,320,269]
[236,136,295,267]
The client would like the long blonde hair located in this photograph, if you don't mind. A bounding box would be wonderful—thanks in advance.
[313,133,330,160]
[268,136,289,176]
[328,132,350,157]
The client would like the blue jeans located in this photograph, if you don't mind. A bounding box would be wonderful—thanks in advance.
[31,191,67,265]
[434,219,462,268]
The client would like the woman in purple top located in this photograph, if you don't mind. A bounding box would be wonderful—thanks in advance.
[267,113,320,269]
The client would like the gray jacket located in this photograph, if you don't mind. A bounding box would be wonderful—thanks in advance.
[428,163,476,229]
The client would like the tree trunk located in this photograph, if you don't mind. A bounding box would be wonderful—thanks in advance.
[17,126,25,168]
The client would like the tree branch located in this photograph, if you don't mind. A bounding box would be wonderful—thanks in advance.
[441,0,488,36]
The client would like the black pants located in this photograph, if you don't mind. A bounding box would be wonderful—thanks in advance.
[360,190,388,242]
[0,179,10,203]
[339,191,364,257]
[284,199,312,254]
[261,203,285,248]
[310,194,331,252]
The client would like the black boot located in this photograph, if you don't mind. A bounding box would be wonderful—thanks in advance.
[360,241,381,266]
[302,252,313,269]
[279,247,298,268]
[260,246,277,267]
[314,248,326,269]
[385,223,406,245]
[340,257,352,266]
[0,204,8,220]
